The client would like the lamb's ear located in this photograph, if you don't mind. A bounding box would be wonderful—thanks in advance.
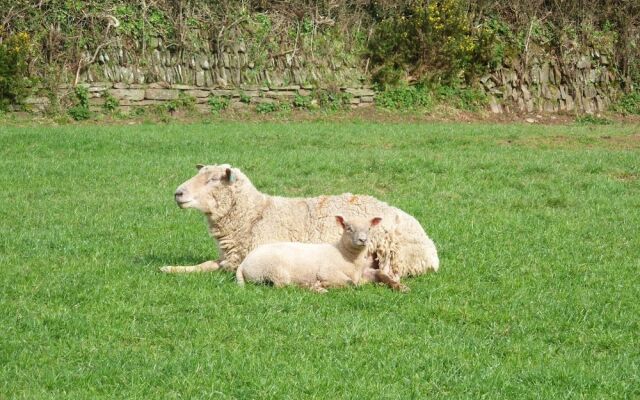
[335,215,346,229]
[370,217,382,226]
[225,168,237,183]
[196,164,205,171]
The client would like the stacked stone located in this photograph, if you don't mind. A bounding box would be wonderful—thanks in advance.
[25,34,620,114]
[482,51,618,114]
[77,33,365,90]
[24,83,376,113]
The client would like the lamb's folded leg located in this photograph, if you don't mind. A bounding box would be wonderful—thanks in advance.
[375,270,409,292]
[367,254,407,291]
[308,281,329,294]
[360,267,378,284]
[160,260,221,273]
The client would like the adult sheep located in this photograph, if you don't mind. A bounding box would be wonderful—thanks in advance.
[161,164,439,281]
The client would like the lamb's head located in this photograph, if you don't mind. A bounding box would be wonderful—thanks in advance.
[335,215,382,251]
[174,164,244,218]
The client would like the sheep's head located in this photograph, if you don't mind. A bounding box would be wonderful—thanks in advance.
[335,215,382,250]
[174,164,240,218]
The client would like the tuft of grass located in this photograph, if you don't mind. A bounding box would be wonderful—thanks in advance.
[0,121,639,398]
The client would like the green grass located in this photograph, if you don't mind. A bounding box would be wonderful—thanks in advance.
[1,121,639,399]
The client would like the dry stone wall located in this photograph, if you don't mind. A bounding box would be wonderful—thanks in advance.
[25,83,376,113]
[78,33,365,89]
[25,36,620,114]
[25,32,375,113]
[481,51,618,114]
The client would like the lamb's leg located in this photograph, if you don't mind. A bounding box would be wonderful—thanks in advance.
[375,270,409,293]
[373,254,407,291]
[160,260,221,274]
[235,266,245,286]
[360,267,378,284]
[338,275,355,287]
[317,272,354,290]
[308,281,328,294]
[379,256,399,280]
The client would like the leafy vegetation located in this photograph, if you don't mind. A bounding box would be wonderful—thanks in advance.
[613,91,640,115]
[575,115,613,125]
[432,84,487,111]
[1,122,639,398]
[293,93,313,109]
[208,96,230,114]
[315,89,352,111]
[239,92,252,104]
[376,83,487,112]
[102,91,120,113]
[376,85,434,110]
[165,93,196,114]
[369,0,498,85]
[255,101,280,114]
[67,86,91,121]
[0,29,32,110]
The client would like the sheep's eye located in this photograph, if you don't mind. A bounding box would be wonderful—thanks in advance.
[207,177,220,183]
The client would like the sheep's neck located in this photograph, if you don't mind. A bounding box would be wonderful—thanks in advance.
[337,239,366,264]
[207,186,268,255]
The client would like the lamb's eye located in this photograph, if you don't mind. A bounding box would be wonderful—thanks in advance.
[207,177,219,183]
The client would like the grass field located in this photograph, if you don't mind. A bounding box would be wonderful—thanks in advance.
[1,121,639,399]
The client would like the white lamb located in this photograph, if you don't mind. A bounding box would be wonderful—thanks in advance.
[162,164,439,286]
[236,216,401,292]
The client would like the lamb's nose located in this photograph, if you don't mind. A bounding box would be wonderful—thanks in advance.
[175,189,184,197]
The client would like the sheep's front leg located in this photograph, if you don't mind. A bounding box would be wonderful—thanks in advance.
[375,270,409,292]
[160,260,221,273]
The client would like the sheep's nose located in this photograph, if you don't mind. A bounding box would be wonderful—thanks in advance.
[175,189,184,197]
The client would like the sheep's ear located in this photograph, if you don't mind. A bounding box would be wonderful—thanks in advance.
[196,164,205,171]
[370,217,382,226]
[225,168,237,183]
[335,215,346,229]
